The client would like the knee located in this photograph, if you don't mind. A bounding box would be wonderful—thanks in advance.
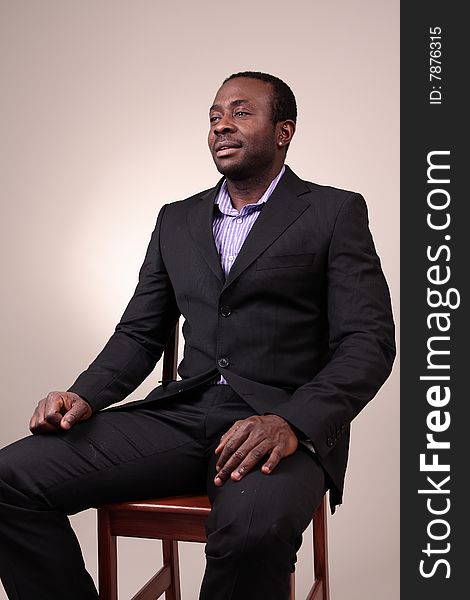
[206,516,301,569]
[246,518,301,564]
[0,438,46,508]
[0,442,19,488]
[0,445,21,505]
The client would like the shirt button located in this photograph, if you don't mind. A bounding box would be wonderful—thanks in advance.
[236,218,243,224]
[220,305,231,317]
[218,357,230,368]
[228,256,234,262]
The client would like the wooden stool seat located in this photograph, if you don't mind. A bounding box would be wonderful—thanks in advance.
[97,493,329,600]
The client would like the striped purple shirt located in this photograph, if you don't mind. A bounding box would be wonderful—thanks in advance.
[212,165,285,384]
[213,165,286,277]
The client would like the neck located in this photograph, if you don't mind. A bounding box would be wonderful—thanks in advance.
[225,164,283,212]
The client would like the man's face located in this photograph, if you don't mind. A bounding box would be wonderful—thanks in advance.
[208,77,280,180]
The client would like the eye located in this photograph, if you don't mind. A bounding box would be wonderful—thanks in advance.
[234,111,249,117]
[209,115,221,123]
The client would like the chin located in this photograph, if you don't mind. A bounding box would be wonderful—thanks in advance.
[213,159,250,180]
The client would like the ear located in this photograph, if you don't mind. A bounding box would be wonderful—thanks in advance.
[276,120,296,149]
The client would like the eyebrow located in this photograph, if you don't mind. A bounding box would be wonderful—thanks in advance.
[209,99,252,113]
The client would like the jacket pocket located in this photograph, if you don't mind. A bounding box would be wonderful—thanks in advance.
[256,253,316,270]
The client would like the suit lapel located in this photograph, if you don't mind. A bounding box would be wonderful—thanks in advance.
[187,179,225,284]
[223,166,311,290]
[186,167,311,289]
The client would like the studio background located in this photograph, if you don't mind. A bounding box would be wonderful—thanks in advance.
[0,1,399,598]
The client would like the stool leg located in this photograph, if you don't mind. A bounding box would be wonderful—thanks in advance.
[289,572,296,600]
[312,498,330,600]
[98,509,118,600]
[162,540,181,600]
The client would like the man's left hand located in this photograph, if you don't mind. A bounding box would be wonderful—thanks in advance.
[214,415,298,486]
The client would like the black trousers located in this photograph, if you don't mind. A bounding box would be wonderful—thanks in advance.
[0,385,326,600]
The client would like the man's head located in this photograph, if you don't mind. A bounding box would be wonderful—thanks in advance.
[208,72,296,181]
[223,72,297,125]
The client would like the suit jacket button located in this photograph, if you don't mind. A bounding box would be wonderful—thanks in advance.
[220,305,232,317]
[326,436,334,447]
[218,357,229,368]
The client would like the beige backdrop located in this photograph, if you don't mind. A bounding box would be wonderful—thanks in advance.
[0,1,399,598]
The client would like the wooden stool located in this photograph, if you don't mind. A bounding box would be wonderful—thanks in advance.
[97,324,330,599]
[97,493,329,600]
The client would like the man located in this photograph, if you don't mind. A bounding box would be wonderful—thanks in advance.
[0,72,395,599]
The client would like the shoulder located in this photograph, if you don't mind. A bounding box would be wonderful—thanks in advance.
[293,168,361,202]
[164,180,222,213]
[153,180,221,235]
[286,166,367,220]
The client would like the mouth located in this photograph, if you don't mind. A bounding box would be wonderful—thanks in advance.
[214,141,242,156]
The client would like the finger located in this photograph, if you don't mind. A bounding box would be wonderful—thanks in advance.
[29,400,44,431]
[215,442,252,485]
[215,438,240,476]
[261,447,284,474]
[29,410,40,433]
[45,411,63,427]
[30,422,57,434]
[60,403,89,430]
[214,433,268,486]
[215,422,248,467]
[30,399,58,434]
[215,427,251,473]
[229,442,270,482]
[214,435,229,456]
[33,398,49,430]
[214,421,242,455]
[44,393,66,427]
[60,409,81,430]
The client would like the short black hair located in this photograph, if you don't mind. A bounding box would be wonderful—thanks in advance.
[223,71,297,124]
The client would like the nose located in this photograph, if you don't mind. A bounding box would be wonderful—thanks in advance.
[213,114,236,135]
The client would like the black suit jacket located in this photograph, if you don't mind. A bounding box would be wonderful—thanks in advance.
[69,165,396,511]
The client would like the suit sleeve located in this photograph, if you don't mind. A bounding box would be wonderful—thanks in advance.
[68,204,180,412]
[272,193,396,458]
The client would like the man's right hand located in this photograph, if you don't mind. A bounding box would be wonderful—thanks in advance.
[29,391,93,434]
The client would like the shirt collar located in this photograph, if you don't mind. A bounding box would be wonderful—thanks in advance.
[215,164,286,216]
